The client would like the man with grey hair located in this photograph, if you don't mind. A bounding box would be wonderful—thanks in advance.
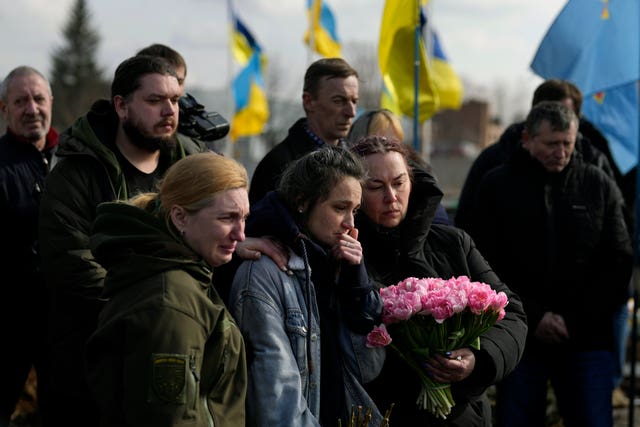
[469,101,632,426]
[0,65,56,424]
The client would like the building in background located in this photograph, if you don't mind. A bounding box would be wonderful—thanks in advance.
[429,100,503,211]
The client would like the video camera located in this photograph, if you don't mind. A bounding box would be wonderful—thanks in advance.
[178,93,230,141]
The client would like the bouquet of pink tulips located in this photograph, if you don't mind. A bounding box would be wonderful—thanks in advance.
[366,276,508,419]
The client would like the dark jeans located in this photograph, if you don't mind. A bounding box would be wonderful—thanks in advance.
[612,301,630,388]
[495,349,614,427]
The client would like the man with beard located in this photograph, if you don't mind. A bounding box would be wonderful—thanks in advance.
[0,66,56,425]
[37,55,205,427]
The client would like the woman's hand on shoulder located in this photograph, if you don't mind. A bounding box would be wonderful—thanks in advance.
[236,236,291,273]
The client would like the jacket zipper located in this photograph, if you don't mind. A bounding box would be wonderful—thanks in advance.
[202,395,215,427]
[188,354,199,414]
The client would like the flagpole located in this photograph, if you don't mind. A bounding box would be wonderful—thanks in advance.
[307,0,315,66]
[630,9,640,422]
[226,0,234,155]
[629,79,640,427]
[412,0,420,151]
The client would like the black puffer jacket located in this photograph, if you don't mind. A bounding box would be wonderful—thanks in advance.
[471,147,632,352]
[357,166,528,427]
[455,119,618,232]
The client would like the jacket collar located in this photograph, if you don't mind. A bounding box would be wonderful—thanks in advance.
[6,126,59,151]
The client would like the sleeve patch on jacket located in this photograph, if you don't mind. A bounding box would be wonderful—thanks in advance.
[150,353,188,404]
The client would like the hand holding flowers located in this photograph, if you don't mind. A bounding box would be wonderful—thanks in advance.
[365,276,508,419]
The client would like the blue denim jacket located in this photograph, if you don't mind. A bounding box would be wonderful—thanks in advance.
[229,250,384,427]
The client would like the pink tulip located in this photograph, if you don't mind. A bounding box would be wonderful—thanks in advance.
[366,324,392,348]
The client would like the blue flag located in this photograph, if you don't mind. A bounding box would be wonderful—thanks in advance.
[582,82,639,175]
[531,0,639,95]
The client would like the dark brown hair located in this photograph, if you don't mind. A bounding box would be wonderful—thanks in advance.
[303,58,358,97]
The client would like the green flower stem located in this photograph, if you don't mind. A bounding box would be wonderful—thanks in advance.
[389,344,455,419]
[383,307,504,420]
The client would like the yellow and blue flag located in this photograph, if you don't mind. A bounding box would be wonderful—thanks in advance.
[230,10,260,66]
[229,9,269,141]
[304,0,342,58]
[530,0,639,95]
[429,27,463,110]
[378,0,438,123]
[582,82,639,174]
[231,52,269,141]
[379,0,462,121]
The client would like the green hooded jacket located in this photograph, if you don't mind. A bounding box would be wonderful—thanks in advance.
[86,201,246,427]
[39,99,206,302]
[37,100,207,417]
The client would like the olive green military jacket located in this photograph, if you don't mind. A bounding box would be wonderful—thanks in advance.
[86,202,246,426]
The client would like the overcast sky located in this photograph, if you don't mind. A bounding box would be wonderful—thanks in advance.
[0,0,566,118]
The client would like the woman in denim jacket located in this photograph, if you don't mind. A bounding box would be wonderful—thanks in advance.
[229,147,385,426]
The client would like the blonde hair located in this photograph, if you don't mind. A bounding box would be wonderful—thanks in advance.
[131,152,248,234]
[347,109,405,146]
[368,110,405,140]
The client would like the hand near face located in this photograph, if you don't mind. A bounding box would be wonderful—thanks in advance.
[331,226,362,265]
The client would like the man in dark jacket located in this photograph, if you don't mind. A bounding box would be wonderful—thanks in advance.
[248,57,359,205]
[0,66,56,425]
[455,79,619,232]
[469,102,632,427]
[38,55,206,427]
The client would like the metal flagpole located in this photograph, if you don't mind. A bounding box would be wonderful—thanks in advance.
[307,0,316,66]
[225,0,235,155]
[629,10,640,427]
[629,79,640,426]
[629,14,640,422]
[412,0,420,152]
